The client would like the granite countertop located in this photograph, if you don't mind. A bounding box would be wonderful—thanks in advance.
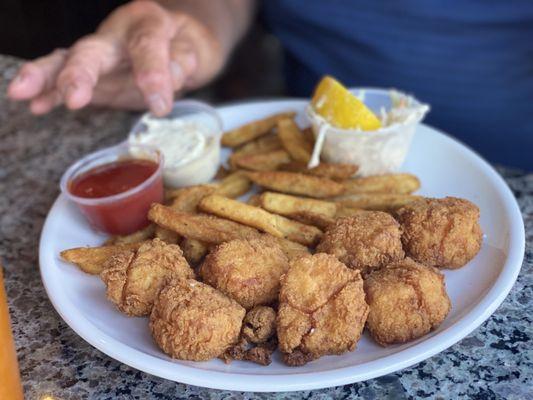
[0,55,531,400]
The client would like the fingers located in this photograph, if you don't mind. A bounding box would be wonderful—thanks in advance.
[56,35,122,110]
[127,16,175,116]
[7,49,67,100]
[169,39,198,90]
[29,90,62,115]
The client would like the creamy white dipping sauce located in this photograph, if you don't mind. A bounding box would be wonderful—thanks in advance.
[134,116,206,168]
[129,113,221,187]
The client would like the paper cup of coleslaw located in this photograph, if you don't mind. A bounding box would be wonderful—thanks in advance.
[307,88,429,177]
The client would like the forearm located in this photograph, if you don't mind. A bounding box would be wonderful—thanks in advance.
[156,0,256,59]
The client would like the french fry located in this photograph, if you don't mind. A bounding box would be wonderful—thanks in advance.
[232,149,291,171]
[215,170,252,198]
[302,127,315,147]
[246,171,345,198]
[247,194,262,206]
[342,173,421,195]
[148,204,262,244]
[259,192,336,230]
[168,184,218,212]
[214,165,231,180]
[264,235,310,261]
[60,242,144,274]
[222,111,296,147]
[259,192,337,218]
[277,118,313,163]
[198,195,322,246]
[335,206,365,218]
[105,223,155,245]
[333,194,423,211]
[181,237,208,266]
[154,226,180,244]
[281,161,358,180]
[234,134,282,156]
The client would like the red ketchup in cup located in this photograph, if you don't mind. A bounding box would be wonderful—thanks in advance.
[60,143,164,235]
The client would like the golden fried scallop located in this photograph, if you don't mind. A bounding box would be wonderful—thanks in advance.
[277,253,369,366]
[316,212,404,274]
[199,238,289,309]
[100,238,194,316]
[242,306,277,344]
[395,197,482,269]
[364,257,451,346]
[150,279,245,361]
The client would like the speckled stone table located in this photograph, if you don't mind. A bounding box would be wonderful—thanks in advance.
[0,55,531,400]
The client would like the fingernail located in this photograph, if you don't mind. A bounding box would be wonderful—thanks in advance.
[148,94,167,116]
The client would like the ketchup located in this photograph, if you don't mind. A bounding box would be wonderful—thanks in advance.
[68,159,163,235]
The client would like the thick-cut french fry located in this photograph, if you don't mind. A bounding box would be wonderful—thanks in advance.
[247,171,345,198]
[215,171,252,198]
[281,161,358,180]
[333,194,423,211]
[233,149,291,171]
[214,165,231,180]
[198,195,322,246]
[264,234,310,261]
[235,134,282,156]
[181,237,208,266]
[154,226,180,244]
[168,184,218,212]
[105,223,155,245]
[222,112,296,147]
[60,242,144,274]
[335,206,365,218]
[148,204,262,244]
[342,173,421,195]
[284,211,335,230]
[259,192,337,217]
[277,118,313,163]
[302,127,315,147]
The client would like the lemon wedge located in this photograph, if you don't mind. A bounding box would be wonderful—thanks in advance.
[311,76,381,130]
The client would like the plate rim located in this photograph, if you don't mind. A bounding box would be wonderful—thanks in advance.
[39,99,525,392]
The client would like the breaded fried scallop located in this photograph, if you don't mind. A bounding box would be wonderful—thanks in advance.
[277,253,369,366]
[316,212,404,274]
[199,238,289,309]
[364,257,451,346]
[100,238,194,316]
[395,197,482,269]
[150,279,245,361]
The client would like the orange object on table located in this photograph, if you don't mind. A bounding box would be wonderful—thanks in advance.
[0,266,24,400]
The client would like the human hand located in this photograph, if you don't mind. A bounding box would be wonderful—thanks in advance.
[7,1,226,116]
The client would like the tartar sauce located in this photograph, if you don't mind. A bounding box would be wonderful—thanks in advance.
[134,115,206,168]
[129,104,222,188]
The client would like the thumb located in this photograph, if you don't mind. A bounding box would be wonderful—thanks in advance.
[169,39,198,92]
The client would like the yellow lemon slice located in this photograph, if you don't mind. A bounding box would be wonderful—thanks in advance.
[311,76,382,130]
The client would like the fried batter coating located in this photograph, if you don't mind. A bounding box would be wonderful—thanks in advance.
[395,197,482,269]
[242,306,277,344]
[277,253,369,366]
[364,257,451,346]
[100,238,194,316]
[150,279,245,361]
[199,238,289,309]
[316,212,404,274]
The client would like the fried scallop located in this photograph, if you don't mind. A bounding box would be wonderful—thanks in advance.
[364,257,451,346]
[199,238,289,309]
[149,279,245,361]
[277,253,369,366]
[316,211,404,274]
[395,197,482,269]
[242,306,277,344]
[100,238,194,316]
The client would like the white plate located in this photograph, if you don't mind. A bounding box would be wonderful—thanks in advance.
[39,100,525,392]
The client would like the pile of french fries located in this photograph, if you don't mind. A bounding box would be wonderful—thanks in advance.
[62,111,422,274]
